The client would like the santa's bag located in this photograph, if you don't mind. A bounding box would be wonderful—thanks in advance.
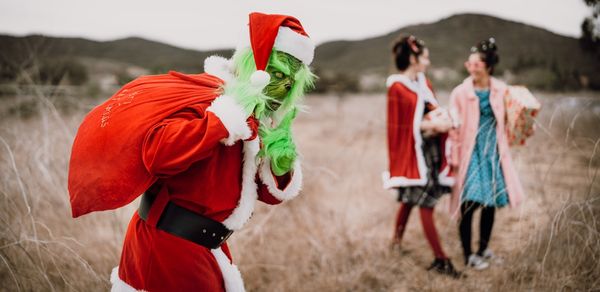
[68,71,223,217]
[504,86,541,146]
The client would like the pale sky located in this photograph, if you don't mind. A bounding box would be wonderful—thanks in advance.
[0,0,591,51]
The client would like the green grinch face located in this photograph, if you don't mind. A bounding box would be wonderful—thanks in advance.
[264,51,302,110]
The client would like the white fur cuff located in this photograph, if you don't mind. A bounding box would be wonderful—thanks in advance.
[259,158,302,201]
[207,95,252,146]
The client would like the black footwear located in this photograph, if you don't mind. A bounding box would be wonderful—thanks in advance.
[427,258,463,278]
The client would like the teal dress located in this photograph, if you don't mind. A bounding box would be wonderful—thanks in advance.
[462,89,509,207]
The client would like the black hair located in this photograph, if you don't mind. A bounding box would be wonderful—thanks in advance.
[471,38,499,75]
[392,35,426,71]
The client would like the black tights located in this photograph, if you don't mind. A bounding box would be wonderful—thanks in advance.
[458,201,495,263]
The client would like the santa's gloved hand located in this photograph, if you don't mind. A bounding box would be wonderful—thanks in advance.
[258,109,298,176]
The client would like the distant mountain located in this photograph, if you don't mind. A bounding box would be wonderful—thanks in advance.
[0,35,232,73]
[314,13,600,90]
[1,13,598,91]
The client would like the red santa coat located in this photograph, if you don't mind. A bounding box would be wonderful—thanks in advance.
[111,57,303,292]
[382,73,454,189]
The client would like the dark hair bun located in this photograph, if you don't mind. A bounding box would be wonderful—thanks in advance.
[392,35,426,71]
[471,37,500,74]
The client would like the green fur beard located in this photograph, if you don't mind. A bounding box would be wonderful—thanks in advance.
[224,49,316,175]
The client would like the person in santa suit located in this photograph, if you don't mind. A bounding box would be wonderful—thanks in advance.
[382,35,460,278]
[88,12,317,292]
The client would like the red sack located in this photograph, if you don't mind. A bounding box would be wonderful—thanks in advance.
[68,71,223,217]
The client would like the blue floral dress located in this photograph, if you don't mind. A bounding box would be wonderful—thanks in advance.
[462,89,509,207]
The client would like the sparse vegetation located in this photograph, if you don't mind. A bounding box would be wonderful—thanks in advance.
[0,87,598,291]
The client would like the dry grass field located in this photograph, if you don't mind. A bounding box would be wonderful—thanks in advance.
[0,90,599,291]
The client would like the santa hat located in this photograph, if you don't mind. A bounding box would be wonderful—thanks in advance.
[242,12,315,89]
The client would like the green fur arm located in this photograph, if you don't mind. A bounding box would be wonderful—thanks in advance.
[258,108,297,176]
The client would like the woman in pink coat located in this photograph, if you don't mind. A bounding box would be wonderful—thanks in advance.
[448,38,524,270]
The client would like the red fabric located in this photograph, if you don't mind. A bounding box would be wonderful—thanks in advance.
[140,104,283,222]
[245,116,259,141]
[119,213,226,292]
[419,207,447,259]
[249,12,308,71]
[68,72,224,217]
[386,81,452,182]
[117,101,292,290]
[387,83,421,179]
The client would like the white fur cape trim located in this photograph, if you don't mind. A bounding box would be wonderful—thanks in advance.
[386,73,437,105]
[222,138,260,230]
[204,55,235,84]
[383,73,430,189]
[110,267,142,292]
[211,247,245,292]
[258,158,302,201]
[206,95,252,146]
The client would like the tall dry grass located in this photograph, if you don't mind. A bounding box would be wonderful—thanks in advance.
[0,89,598,291]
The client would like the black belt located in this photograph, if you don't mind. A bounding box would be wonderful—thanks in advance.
[138,192,233,249]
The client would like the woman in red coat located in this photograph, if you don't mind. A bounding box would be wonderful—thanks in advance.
[383,35,459,277]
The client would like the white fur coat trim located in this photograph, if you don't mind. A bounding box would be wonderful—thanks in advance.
[211,247,245,292]
[110,267,142,292]
[222,138,260,230]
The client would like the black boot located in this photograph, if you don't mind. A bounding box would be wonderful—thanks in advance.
[427,258,463,278]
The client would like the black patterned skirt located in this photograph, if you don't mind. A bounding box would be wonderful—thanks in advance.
[397,136,451,208]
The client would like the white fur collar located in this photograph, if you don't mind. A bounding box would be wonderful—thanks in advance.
[386,72,437,105]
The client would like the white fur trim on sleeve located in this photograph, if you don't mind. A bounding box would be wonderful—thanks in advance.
[258,158,302,201]
[206,95,251,146]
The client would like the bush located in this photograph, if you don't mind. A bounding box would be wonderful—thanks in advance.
[38,58,89,86]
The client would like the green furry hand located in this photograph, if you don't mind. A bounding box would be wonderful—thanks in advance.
[258,109,298,176]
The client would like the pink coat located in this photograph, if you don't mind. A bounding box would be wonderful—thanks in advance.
[448,77,524,216]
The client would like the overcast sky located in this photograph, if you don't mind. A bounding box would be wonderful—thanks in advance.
[0,0,591,51]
